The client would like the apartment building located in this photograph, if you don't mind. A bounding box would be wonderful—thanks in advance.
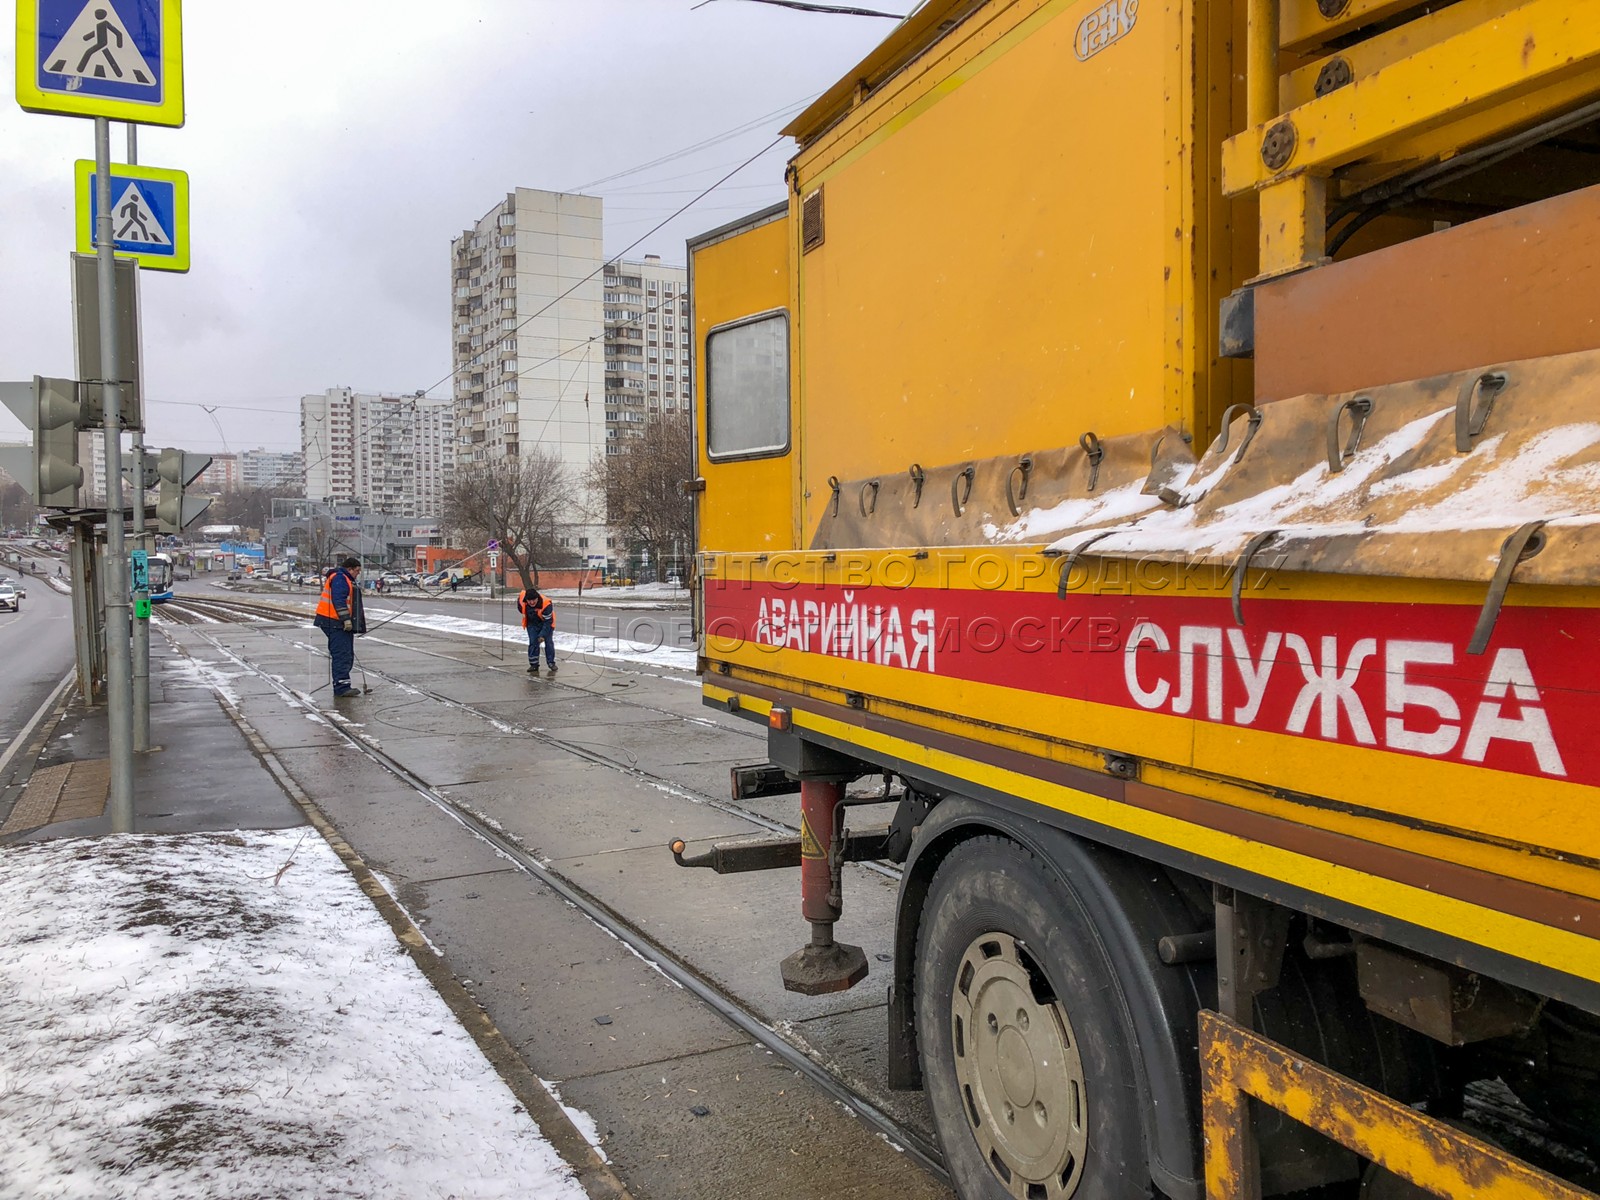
[602,254,691,454]
[300,387,454,519]
[451,188,607,557]
[192,452,241,495]
[239,448,305,492]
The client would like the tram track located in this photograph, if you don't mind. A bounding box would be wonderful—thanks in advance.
[171,616,948,1184]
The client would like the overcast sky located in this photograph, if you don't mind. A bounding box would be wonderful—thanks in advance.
[0,0,896,457]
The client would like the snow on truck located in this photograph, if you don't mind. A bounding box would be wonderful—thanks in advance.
[676,2,1600,1198]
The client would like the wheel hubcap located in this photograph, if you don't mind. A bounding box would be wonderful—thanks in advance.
[950,932,1087,1198]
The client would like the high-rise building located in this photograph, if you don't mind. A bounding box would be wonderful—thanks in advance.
[239,448,305,492]
[192,452,241,495]
[300,388,454,518]
[452,188,606,558]
[602,255,692,455]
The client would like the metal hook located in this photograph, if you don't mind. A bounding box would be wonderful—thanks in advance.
[828,475,841,518]
[1213,404,1263,465]
[1006,456,1034,517]
[1231,530,1281,626]
[1080,432,1104,492]
[1468,521,1547,655]
[858,479,880,518]
[908,464,925,509]
[1455,371,1508,454]
[951,465,975,517]
[1326,397,1372,474]
[1056,530,1117,599]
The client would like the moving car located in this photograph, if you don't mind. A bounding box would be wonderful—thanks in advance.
[0,582,20,612]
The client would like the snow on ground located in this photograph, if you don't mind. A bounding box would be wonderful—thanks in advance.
[369,608,697,673]
[165,655,245,707]
[0,829,585,1200]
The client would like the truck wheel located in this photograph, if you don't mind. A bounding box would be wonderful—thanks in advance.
[916,835,1148,1199]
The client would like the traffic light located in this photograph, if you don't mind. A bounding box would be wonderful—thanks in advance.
[156,448,212,534]
[123,449,159,493]
[0,376,85,507]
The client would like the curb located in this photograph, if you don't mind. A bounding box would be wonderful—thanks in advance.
[160,628,634,1200]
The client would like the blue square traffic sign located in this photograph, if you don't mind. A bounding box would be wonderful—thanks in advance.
[16,0,185,126]
[75,159,191,271]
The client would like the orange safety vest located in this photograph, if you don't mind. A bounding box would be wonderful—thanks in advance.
[317,570,354,620]
[517,589,553,629]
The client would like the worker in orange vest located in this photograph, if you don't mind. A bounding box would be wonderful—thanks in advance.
[314,557,367,696]
[517,585,556,674]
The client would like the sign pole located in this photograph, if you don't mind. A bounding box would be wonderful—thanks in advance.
[95,116,135,830]
[126,121,151,753]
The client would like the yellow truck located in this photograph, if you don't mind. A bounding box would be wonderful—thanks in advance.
[681,2,1600,1196]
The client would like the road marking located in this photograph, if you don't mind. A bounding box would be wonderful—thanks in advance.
[0,669,75,783]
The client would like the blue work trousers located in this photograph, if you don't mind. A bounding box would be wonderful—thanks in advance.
[326,626,355,690]
[527,621,555,666]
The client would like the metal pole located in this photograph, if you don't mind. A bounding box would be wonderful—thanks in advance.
[126,122,150,753]
[1246,0,1280,129]
[95,116,135,831]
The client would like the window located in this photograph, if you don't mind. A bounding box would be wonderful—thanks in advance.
[705,312,788,460]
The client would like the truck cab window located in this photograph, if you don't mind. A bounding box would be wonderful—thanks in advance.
[705,311,788,460]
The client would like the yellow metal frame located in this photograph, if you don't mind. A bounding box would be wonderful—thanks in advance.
[1227,0,1600,277]
[1200,1011,1599,1200]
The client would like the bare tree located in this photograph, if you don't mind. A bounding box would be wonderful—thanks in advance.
[589,414,693,577]
[445,447,577,589]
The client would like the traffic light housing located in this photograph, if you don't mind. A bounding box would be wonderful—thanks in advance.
[0,376,85,507]
[156,448,212,534]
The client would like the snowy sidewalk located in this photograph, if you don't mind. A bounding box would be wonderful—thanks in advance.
[0,828,590,1200]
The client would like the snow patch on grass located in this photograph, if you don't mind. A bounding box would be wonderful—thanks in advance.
[0,829,584,1199]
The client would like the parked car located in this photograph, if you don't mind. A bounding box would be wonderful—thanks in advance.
[0,582,20,612]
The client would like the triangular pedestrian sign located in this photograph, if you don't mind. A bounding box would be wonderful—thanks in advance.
[111,183,171,247]
[44,1,156,86]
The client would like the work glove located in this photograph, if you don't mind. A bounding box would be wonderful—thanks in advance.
[342,618,354,632]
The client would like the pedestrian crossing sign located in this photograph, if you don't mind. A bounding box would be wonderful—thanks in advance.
[16,0,184,126]
[75,159,190,272]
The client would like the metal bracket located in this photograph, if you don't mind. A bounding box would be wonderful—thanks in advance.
[1454,371,1508,453]
[1326,396,1373,473]
[908,463,924,508]
[828,475,841,518]
[1468,520,1547,655]
[1214,887,1291,1024]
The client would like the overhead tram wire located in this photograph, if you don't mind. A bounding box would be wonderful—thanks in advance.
[691,0,908,15]
[418,133,790,403]
[567,94,817,192]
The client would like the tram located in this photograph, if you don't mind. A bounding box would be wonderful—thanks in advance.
[148,552,175,604]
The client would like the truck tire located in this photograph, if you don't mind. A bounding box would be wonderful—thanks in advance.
[916,835,1150,1199]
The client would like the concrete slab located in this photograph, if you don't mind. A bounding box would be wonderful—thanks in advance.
[550,839,899,1025]
[364,732,568,786]
[404,869,749,1081]
[556,1043,951,1200]
[269,749,513,885]
[445,765,766,861]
